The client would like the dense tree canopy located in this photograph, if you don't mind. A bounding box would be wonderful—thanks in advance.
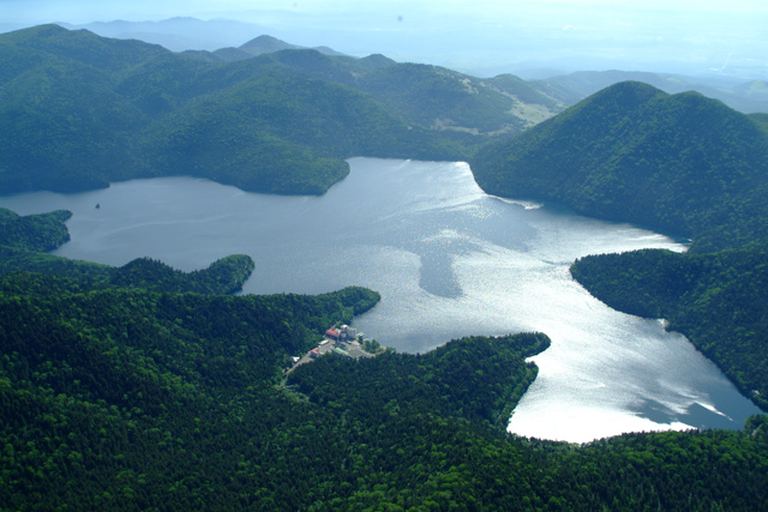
[0,206,767,509]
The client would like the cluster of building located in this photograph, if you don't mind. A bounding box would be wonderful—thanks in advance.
[286,323,378,374]
[324,324,359,344]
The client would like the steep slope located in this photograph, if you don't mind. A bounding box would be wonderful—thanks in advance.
[472,81,768,251]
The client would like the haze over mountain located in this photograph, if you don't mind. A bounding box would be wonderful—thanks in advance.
[537,70,768,114]
[209,34,346,63]
[4,16,763,116]
[0,24,566,195]
[59,17,265,51]
[3,1,766,79]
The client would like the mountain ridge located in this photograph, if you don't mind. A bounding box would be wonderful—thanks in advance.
[0,24,565,196]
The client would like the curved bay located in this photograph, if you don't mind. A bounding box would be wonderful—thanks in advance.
[0,157,759,442]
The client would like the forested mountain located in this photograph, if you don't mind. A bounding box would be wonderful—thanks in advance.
[1,226,766,509]
[471,80,768,417]
[0,24,563,196]
[472,81,768,251]
[217,34,345,60]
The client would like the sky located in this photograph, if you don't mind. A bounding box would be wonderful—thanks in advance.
[1,0,766,78]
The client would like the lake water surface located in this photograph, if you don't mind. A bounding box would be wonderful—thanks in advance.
[0,157,759,442]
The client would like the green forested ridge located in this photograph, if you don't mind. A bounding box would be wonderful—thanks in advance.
[288,333,550,429]
[0,24,562,196]
[472,81,768,251]
[0,248,257,295]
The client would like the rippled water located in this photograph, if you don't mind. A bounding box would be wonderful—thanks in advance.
[0,157,759,442]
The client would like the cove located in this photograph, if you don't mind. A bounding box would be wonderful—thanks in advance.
[0,157,759,442]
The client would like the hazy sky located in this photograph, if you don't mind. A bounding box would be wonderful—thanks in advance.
[2,0,766,77]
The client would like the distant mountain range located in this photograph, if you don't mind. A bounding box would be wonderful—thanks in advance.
[60,17,266,51]
[536,70,768,115]
[216,34,346,60]
[26,18,765,115]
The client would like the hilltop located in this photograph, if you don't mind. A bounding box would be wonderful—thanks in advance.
[472,81,768,251]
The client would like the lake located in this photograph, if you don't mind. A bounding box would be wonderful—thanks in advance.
[0,157,759,442]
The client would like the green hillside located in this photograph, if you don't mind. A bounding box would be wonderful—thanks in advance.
[0,25,564,197]
[0,208,71,251]
[472,81,768,251]
[250,49,564,134]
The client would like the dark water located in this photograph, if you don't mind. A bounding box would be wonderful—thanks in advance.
[0,157,759,442]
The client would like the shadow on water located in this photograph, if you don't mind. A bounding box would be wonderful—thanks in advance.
[635,399,748,430]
